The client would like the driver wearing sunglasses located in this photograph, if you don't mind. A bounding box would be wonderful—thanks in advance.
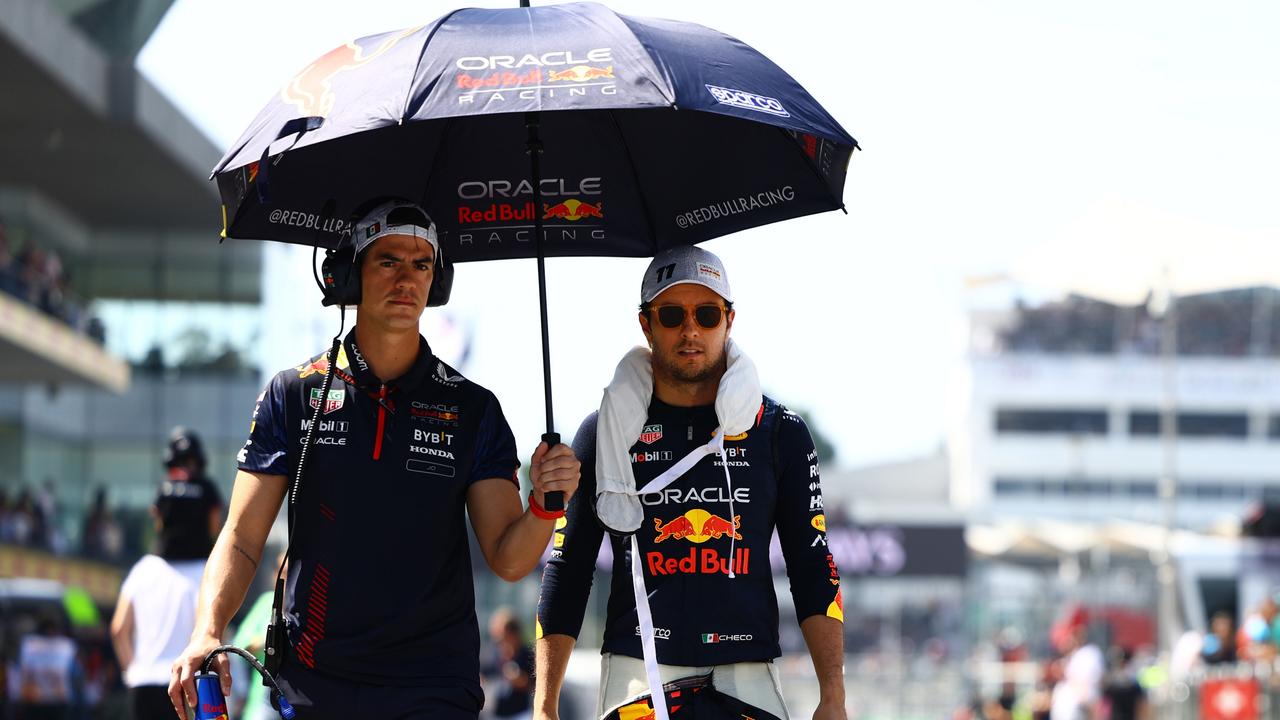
[536,245,847,720]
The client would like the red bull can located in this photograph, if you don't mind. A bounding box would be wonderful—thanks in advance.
[192,672,229,720]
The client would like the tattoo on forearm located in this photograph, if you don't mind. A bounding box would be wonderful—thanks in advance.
[233,543,259,569]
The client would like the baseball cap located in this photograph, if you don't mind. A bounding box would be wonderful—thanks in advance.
[162,426,206,469]
[640,245,732,304]
[352,200,440,259]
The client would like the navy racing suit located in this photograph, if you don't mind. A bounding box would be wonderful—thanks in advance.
[537,396,842,667]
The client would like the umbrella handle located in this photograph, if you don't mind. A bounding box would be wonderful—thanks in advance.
[541,432,564,511]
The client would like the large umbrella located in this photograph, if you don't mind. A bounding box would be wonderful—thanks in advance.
[216,5,856,712]
[212,1,856,458]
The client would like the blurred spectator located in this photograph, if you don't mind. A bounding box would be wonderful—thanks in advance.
[12,610,82,720]
[158,427,225,543]
[16,244,45,308]
[35,480,61,553]
[1026,679,1053,720]
[1100,647,1146,720]
[0,221,16,296]
[5,489,37,546]
[81,486,123,563]
[995,626,1027,712]
[1202,611,1237,665]
[0,223,100,342]
[982,697,1012,720]
[1237,596,1279,662]
[111,475,216,720]
[1049,607,1103,720]
[0,489,11,542]
[480,608,534,720]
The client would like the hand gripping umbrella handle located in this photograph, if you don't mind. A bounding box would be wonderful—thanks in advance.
[541,432,564,511]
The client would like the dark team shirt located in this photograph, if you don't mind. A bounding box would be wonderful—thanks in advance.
[480,644,535,717]
[154,473,222,561]
[237,329,519,694]
[537,396,842,666]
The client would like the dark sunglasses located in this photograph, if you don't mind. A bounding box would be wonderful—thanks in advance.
[652,304,727,329]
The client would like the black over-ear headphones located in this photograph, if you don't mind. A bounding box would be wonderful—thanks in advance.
[320,198,453,308]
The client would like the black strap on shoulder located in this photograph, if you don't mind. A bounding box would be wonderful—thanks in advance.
[264,322,343,678]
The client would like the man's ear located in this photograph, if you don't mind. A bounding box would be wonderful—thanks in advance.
[639,311,654,347]
[725,308,736,334]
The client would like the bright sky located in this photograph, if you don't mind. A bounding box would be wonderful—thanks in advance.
[136,0,1280,470]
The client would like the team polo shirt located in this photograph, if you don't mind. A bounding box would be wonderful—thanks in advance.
[237,329,519,693]
[537,396,843,667]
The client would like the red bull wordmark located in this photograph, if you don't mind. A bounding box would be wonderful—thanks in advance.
[646,547,750,576]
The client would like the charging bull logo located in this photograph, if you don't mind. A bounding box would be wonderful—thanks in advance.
[649,509,749,575]
[281,26,422,117]
[547,65,614,83]
[542,198,604,222]
[653,509,742,543]
[295,347,351,379]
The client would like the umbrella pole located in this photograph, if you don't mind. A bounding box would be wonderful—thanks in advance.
[526,109,564,511]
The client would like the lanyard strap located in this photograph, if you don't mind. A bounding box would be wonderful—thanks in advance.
[628,431,729,720]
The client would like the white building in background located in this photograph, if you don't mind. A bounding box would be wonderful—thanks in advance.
[950,287,1280,531]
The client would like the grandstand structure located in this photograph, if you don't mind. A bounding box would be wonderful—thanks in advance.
[951,287,1280,530]
[0,0,260,524]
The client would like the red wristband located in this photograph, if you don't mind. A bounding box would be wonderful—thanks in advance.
[529,491,565,520]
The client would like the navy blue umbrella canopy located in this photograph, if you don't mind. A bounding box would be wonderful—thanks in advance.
[213,2,857,259]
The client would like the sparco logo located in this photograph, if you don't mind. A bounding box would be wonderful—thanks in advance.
[635,626,671,640]
[455,48,612,71]
[705,84,789,117]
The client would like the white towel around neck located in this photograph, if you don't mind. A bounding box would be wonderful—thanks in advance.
[594,338,762,534]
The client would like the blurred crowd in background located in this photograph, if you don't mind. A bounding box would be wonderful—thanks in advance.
[998,288,1280,358]
[0,486,126,562]
[0,220,105,343]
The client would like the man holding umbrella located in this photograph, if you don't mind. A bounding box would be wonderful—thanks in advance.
[535,246,846,720]
[168,200,580,720]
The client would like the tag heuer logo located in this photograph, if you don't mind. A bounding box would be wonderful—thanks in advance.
[310,388,346,415]
[638,424,663,445]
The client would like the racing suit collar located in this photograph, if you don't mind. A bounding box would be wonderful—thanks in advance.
[648,395,717,421]
[342,328,437,392]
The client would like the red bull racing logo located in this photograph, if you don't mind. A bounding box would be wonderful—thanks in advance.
[653,509,742,543]
[454,48,618,105]
[295,347,350,379]
[649,509,748,576]
[542,198,604,222]
[547,65,614,82]
[281,27,421,117]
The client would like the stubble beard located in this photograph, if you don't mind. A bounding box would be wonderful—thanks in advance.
[655,343,727,387]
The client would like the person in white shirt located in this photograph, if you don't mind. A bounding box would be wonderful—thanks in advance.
[112,453,221,720]
[1050,611,1104,720]
[13,612,79,720]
